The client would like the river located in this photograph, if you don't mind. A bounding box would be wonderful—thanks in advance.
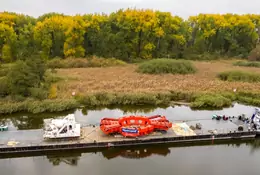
[0,103,260,175]
[0,141,260,175]
[0,103,257,131]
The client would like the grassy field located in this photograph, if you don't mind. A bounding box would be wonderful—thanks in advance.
[1,59,260,114]
[56,60,260,99]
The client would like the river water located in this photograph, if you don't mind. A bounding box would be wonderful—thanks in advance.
[0,103,260,175]
[0,103,257,131]
[0,141,260,175]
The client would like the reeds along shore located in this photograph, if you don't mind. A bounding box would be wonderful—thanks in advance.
[1,91,260,114]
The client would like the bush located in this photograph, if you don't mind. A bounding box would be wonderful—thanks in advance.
[187,52,221,60]
[248,45,260,61]
[191,94,232,109]
[27,99,79,113]
[46,57,127,69]
[10,95,27,102]
[218,71,260,83]
[47,58,89,69]
[233,61,260,68]
[137,59,197,74]
[88,57,127,67]
[0,99,80,114]
[30,87,48,100]
[0,67,8,77]
[0,63,13,77]
[236,96,260,106]
[44,72,63,84]
[0,77,9,97]
[48,84,58,99]
[76,92,173,107]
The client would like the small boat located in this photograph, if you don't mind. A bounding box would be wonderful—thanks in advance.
[0,125,8,131]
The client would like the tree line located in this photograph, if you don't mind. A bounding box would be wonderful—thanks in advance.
[1,9,260,62]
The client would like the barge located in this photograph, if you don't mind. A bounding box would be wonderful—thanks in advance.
[0,113,257,156]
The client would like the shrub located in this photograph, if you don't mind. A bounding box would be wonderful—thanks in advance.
[46,57,127,69]
[88,57,127,67]
[48,84,58,99]
[233,61,260,68]
[248,45,260,61]
[191,94,232,109]
[76,92,171,107]
[27,99,79,113]
[0,99,79,114]
[236,96,260,106]
[217,71,260,83]
[0,67,8,77]
[46,58,65,69]
[10,95,27,102]
[30,87,48,100]
[0,77,9,97]
[44,72,63,84]
[0,63,13,77]
[47,58,89,69]
[136,59,196,74]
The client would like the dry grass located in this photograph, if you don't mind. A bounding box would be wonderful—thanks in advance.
[55,60,260,98]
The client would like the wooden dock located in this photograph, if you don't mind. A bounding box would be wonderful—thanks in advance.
[0,119,256,155]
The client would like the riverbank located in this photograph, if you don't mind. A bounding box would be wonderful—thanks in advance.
[1,60,260,115]
[0,91,260,114]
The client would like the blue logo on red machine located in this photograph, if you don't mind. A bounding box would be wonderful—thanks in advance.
[122,128,138,133]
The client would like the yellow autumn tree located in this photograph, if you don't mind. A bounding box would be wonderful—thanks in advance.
[34,16,70,59]
[64,15,86,58]
[0,23,17,62]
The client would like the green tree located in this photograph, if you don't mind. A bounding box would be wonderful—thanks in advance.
[8,56,46,97]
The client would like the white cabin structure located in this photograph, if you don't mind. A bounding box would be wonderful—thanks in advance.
[43,114,81,139]
[252,108,260,129]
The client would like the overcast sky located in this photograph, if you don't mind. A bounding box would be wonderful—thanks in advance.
[1,0,260,19]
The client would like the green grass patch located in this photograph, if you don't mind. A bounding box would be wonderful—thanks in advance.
[235,91,260,106]
[136,59,197,75]
[190,94,232,109]
[233,61,260,68]
[75,91,195,107]
[0,99,79,114]
[47,57,127,69]
[217,70,260,83]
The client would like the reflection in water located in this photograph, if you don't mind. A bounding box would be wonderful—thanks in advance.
[38,147,171,166]
[250,138,260,153]
[1,140,260,175]
[0,111,73,130]
[20,139,259,166]
[47,153,81,166]
[102,147,171,159]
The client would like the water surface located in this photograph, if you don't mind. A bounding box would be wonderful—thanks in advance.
[0,141,260,175]
[0,103,259,175]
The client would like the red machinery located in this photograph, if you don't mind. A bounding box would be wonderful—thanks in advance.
[100,115,172,137]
